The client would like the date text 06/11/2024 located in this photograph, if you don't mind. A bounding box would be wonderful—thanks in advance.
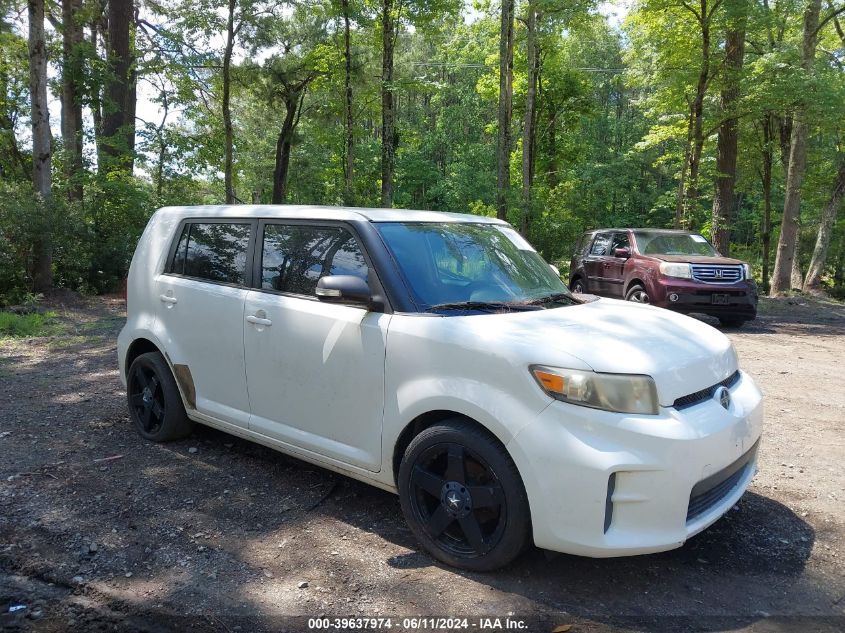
[306,617,534,630]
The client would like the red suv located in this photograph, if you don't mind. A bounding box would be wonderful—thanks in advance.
[568,229,758,327]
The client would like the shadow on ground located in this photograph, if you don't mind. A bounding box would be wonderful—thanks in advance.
[1,294,842,633]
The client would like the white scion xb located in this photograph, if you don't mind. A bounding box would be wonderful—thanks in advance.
[118,205,763,570]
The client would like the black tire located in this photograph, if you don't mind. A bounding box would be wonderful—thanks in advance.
[398,419,530,571]
[719,317,746,328]
[127,351,193,442]
[570,277,585,294]
[625,283,650,304]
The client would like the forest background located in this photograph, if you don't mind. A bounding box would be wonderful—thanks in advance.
[2,0,845,304]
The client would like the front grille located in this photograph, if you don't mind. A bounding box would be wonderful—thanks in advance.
[691,264,743,283]
[673,370,740,410]
[686,440,758,523]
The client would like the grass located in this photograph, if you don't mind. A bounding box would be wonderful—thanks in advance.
[0,310,59,338]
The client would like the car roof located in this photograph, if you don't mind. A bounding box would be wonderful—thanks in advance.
[154,204,508,225]
[585,228,696,234]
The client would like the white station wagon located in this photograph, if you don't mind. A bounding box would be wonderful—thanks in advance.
[118,205,763,570]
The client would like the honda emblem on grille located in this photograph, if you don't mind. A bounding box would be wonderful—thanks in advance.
[714,269,723,278]
[714,386,731,410]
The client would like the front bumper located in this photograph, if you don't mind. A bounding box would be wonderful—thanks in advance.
[507,369,763,557]
[653,278,758,318]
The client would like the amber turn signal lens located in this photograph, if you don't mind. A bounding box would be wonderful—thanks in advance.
[533,369,565,395]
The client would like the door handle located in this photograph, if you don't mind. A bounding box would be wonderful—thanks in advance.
[159,294,178,304]
[246,315,272,327]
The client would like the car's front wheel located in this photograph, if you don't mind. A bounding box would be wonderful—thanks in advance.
[398,419,530,571]
[625,283,650,304]
[127,351,193,442]
[570,278,585,294]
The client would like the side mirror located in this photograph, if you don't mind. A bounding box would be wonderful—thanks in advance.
[613,247,631,259]
[316,275,372,307]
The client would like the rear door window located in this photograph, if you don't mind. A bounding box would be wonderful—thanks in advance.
[261,224,368,296]
[169,222,252,285]
[589,233,612,256]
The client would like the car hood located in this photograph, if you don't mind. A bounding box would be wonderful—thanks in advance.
[460,298,737,407]
[646,254,746,265]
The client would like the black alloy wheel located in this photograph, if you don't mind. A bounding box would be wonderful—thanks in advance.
[127,352,192,442]
[129,364,166,435]
[398,420,529,571]
[571,278,585,294]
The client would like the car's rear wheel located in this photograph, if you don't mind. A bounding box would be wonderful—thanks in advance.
[626,284,650,304]
[127,352,193,442]
[571,278,585,294]
[398,419,530,571]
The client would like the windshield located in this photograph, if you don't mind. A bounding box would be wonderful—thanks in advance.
[376,222,572,312]
[634,232,718,256]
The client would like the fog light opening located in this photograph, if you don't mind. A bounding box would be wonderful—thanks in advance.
[604,472,617,534]
[669,293,679,302]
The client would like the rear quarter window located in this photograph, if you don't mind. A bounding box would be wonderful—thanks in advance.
[574,233,591,256]
[168,222,252,285]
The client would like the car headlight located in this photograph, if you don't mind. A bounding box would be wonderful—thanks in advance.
[659,262,692,279]
[743,263,752,280]
[531,366,659,415]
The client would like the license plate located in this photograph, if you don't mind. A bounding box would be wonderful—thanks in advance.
[711,293,731,305]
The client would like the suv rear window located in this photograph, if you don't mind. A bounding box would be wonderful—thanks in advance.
[169,222,252,285]
[261,224,368,296]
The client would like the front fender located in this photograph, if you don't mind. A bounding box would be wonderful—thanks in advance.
[381,374,552,484]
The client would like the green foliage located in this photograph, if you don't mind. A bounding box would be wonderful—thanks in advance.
[0,309,58,337]
[2,0,845,302]
[0,182,52,305]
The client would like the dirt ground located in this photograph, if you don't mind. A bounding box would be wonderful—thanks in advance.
[1,292,843,633]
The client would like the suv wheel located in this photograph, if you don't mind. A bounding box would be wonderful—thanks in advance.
[127,351,193,442]
[626,284,650,304]
[571,278,585,294]
[398,419,530,571]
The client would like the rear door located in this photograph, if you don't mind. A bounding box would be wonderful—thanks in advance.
[243,221,389,472]
[156,220,255,428]
[603,232,631,297]
[584,232,612,294]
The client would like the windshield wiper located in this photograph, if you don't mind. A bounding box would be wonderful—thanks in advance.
[527,292,582,306]
[425,301,542,313]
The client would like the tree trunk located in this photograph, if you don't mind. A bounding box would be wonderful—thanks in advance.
[223,0,236,204]
[520,3,539,236]
[834,230,845,288]
[675,112,694,228]
[770,0,821,294]
[101,0,134,171]
[760,114,774,294]
[380,0,396,207]
[89,17,104,166]
[803,157,845,292]
[342,0,354,206]
[681,12,710,228]
[155,91,169,198]
[61,0,84,201]
[711,1,746,255]
[778,116,792,173]
[272,92,304,204]
[496,0,514,220]
[791,239,804,289]
[28,0,53,291]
